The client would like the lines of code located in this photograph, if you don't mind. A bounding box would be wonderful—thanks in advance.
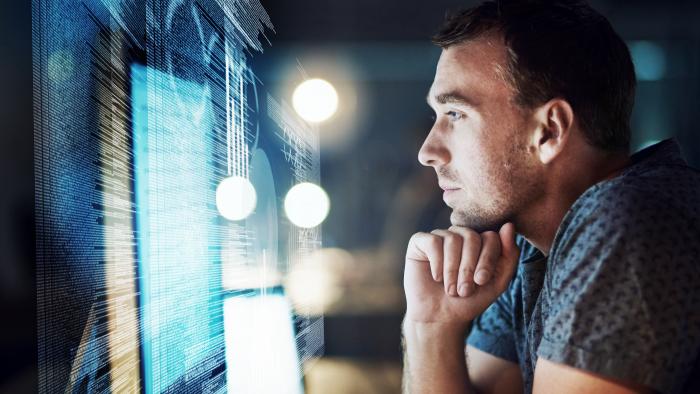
[34,0,323,392]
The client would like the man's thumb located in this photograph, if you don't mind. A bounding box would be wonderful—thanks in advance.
[498,222,519,260]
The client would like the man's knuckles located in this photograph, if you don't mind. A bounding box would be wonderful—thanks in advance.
[408,228,511,288]
[449,226,481,246]
[425,232,443,251]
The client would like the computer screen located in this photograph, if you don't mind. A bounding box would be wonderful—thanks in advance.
[132,62,310,393]
[34,1,324,392]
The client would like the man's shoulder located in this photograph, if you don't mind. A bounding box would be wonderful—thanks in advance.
[562,156,700,238]
[551,153,700,272]
[585,156,698,213]
[537,143,700,394]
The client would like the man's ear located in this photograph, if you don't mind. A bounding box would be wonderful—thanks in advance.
[531,99,575,165]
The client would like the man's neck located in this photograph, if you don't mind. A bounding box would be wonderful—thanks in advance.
[517,153,630,257]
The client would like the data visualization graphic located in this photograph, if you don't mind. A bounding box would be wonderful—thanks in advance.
[34,0,323,392]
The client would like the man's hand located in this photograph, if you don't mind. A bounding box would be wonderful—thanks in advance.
[401,223,521,393]
[403,223,520,331]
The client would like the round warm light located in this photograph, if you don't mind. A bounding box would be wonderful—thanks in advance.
[284,182,330,228]
[292,78,338,122]
[216,176,257,221]
[285,248,353,315]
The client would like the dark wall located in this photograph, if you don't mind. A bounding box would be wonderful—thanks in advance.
[0,0,37,392]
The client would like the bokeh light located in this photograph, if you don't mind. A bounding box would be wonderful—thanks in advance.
[284,182,330,228]
[292,78,338,122]
[629,41,666,81]
[216,176,257,221]
[285,248,354,315]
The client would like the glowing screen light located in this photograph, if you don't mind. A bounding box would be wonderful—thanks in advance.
[224,289,303,394]
[216,176,257,221]
[292,78,338,122]
[284,182,330,228]
[132,64,224,394]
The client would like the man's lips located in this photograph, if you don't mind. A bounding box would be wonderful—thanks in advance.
[441,186,460,203]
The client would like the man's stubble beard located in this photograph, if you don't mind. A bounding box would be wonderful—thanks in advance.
[449,190,515,232]
[449,135,541,233]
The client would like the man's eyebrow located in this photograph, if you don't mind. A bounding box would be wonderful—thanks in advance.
[426,92,480,108]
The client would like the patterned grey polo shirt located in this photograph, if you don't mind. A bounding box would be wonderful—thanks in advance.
[466,139,700,393]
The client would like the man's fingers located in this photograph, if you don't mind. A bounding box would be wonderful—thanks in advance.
[408,232,444,282]
[407,224,520,298]
[492,222,520,291]
[431,229,462,296]
[449,226,481,297]
[474,231,501,286]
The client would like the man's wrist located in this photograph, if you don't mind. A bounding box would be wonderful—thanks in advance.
[402,318,471,358]
[402,318,470,341]
[402,317,472,393]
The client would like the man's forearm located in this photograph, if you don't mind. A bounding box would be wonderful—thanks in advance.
[402,319,476,394]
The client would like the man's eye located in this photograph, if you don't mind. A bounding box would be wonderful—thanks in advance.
[445,110,464,121]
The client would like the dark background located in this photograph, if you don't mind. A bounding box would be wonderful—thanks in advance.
[1,0,36,392]
[2,0,699,392]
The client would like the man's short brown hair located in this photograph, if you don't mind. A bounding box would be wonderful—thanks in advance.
[433,0,636,152]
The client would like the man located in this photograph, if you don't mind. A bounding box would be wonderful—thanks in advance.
[402,1,700,393]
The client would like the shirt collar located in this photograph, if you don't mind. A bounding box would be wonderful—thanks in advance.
[623,138,687,176]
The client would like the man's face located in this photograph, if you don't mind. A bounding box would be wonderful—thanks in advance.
[421,35,542,231]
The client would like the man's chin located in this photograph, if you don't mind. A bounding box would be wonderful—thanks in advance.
[450,210,504,233]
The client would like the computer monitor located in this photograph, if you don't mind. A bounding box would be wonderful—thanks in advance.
[131,63,305,394]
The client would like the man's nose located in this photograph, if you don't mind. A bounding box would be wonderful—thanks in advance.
[418,130,450,167]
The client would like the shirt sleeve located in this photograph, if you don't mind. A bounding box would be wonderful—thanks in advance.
[466,276,519,363]
[537,185,700,394]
